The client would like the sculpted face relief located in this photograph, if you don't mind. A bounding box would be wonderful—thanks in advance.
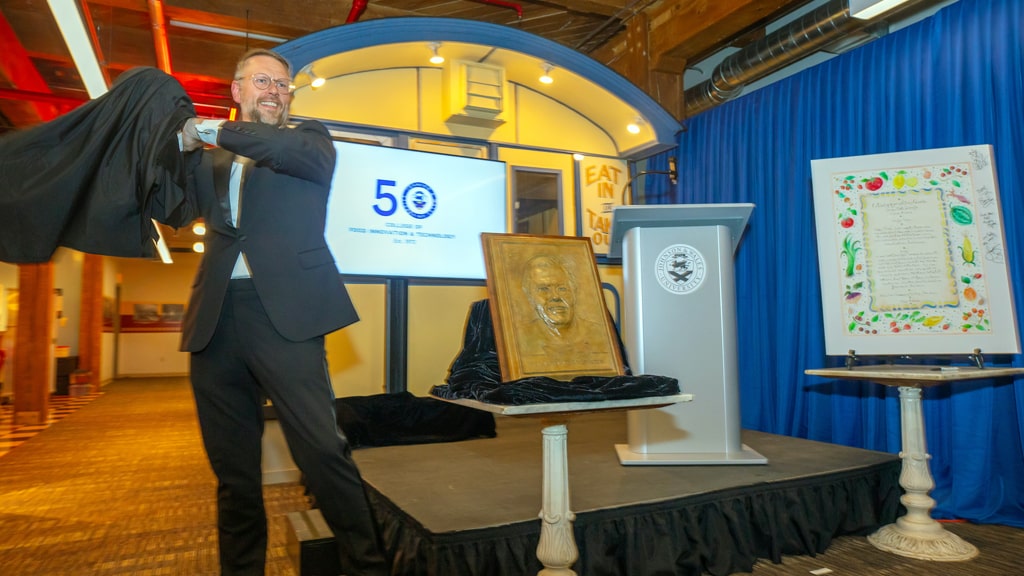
[524,256,575,334]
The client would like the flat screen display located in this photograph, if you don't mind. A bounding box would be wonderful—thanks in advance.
[325,141,508,280]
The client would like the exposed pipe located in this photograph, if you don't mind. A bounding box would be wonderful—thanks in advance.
[346,0,368,23]
[683,0,868,117]
[471,0,523,20]
[168,20,288,43]
[681,0,943,116]
[147,0,173,73]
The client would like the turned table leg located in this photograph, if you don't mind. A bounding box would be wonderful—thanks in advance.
[536,419,578,575]
[867,386,978,561]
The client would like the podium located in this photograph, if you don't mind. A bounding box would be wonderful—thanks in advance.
[608,204,767,465]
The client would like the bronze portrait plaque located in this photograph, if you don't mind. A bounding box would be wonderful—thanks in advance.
[481,233,625,381]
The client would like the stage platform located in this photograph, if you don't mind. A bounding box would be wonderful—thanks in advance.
[314,410,902,576]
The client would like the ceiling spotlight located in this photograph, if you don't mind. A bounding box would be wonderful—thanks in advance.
[305,66,326,90]
[192,221,206,236]
[428,42,445,65]
[539,62,554,85]
[627,117,643,134]
[192,242,205,254]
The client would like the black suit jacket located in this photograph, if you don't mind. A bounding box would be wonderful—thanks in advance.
[179,120,358,352]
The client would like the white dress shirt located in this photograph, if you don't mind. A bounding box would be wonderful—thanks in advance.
[192,119,253,279]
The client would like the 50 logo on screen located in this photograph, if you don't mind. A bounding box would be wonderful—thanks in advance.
[372,180,437,220]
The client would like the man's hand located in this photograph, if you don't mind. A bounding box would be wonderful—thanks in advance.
[181,117,203,152]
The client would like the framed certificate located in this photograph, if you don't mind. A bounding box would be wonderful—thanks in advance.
[811,145,1019,356]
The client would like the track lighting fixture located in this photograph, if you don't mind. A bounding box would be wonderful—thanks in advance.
[428,42,445,65]
[308,67,326,90]
[300,65,325,90]
[539,62,554,85]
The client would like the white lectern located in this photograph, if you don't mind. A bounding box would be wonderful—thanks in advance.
[608,204,767,465]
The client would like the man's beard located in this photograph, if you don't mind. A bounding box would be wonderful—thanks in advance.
[244,102,289,128]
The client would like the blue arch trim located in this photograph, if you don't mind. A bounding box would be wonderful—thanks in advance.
[274,17,681,158]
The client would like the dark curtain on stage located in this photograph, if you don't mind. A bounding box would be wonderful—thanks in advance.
[662,0,1024,526]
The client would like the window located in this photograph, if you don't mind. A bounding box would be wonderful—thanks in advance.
[512,168,561,235]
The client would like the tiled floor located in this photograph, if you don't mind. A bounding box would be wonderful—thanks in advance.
[0,392,103,458]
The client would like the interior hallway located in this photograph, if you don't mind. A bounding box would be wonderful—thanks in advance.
[1,393,105,458]
[0,378,1021,575]
[0,377,307,575]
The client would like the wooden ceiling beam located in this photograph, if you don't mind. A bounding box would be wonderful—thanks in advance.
[0,8,60,123]
[80,0,313,41]
[81,1,114,87]
[83,0,420,38]
[647,0,810,71]
[520,0,629,18]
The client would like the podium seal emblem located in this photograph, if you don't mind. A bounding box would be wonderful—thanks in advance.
[654,244,706,294]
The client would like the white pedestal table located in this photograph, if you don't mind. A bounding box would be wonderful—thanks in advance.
[804,365,1024,561]
[436,393,693,575]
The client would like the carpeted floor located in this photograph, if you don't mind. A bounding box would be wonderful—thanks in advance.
[740,520,1024,575]
[0,377,307,576]
[0,392,106,458]
[0,377,1021,575]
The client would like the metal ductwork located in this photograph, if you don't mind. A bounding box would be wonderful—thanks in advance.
[683,0,883,117]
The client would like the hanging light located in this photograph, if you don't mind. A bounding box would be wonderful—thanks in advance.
[539,62,554,85]
[428,42,445,65]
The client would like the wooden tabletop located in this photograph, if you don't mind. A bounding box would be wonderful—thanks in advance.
[805,365,1024,387]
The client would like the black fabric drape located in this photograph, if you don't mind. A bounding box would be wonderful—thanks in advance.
[0,67,198,263]
[371,462,901,576]
[430,299,680,404]
[335,391,496,449]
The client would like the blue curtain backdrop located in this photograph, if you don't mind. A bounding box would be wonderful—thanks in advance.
[663,0,1024,526]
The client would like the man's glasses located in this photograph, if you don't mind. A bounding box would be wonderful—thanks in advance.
[238,73,292,94]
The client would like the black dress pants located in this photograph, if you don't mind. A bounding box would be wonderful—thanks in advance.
[190,279,388,576]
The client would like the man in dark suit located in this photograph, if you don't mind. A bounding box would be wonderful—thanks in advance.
[179,49,389,576]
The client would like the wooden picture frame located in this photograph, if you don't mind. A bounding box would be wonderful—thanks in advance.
[481,233,625,381]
